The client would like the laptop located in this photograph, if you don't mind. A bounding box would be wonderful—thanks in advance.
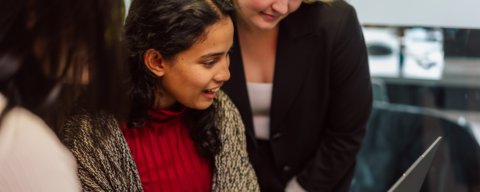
[387,136,442,192]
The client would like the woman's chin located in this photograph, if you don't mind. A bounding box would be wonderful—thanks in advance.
[187,101,214,110]
[253,21,279,31]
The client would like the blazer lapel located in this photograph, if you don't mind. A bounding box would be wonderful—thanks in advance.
[224,3,324,139]
[223,30,257,145]
[270,3,323,132]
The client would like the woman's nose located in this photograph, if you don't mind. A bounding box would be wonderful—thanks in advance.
[213,57,230,82]
[214,59,231,82]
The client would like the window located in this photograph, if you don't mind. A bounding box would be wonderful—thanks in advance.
[349,0,480,191]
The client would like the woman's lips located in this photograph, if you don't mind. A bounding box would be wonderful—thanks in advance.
[203,91,217,99]
[261,12,279,21]
[202,87,220,99]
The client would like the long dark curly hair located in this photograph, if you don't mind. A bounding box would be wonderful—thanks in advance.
[0,0,128,138]
[124,0,235,158]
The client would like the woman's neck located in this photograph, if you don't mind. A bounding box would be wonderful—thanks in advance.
[236,21,279,83]
[153,87,177,110]
[236,21,279,46]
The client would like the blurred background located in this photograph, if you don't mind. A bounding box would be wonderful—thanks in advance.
[346,0,480,191]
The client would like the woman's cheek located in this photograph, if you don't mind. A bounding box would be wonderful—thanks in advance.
[249,0,265,10]
[187,70,209,91]
[242,0,269,13]
[288,1,302,14]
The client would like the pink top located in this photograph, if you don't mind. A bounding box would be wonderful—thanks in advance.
[0,94,80,192]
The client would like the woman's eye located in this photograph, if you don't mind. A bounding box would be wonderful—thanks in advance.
[204,59,216,66]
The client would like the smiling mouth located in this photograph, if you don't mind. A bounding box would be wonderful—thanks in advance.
[261,12,279,20]
[203,87,220,94]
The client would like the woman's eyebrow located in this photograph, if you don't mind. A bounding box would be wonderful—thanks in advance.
[200,52,225,58]
[200,45,234,58]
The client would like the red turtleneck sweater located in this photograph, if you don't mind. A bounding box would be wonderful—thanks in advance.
[121,107,212,192]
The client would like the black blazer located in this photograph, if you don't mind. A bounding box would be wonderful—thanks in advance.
[223,1,373,191]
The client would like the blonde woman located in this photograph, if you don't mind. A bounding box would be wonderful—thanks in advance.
[222,0,373,191]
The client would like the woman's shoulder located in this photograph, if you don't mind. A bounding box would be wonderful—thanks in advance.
[61,111,118,148]
[212,90,244,133]
[213,90,234,109]
[213,90,240,120]
[301,0,355,14]
[290,1,357,29]
[60,111,142,191]
[210,90,260,192]
[0,107,81,191]
[284,1,361,46]
[0,107,74,161]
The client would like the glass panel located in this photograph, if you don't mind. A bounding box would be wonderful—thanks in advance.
[349,1,480,191]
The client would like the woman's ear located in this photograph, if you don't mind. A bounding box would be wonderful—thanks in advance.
[144,48,165,77]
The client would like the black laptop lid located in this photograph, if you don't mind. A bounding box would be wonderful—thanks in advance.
[388,137,442,192]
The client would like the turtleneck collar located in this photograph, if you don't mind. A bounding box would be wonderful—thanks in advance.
[148,105,187,123]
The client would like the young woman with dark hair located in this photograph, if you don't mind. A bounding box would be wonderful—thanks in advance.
[0,0,126,191]
[62,0,259,191]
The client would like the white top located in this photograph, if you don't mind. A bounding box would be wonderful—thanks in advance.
[246,83,306,191]
[0,94,80,192]
[247,82,273,140]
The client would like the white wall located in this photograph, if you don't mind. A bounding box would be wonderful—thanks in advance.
[349,0,480,29]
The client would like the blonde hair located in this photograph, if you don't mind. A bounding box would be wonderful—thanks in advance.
[303,0,335,3]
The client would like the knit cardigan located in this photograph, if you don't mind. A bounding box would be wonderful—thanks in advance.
[62,90,260,192]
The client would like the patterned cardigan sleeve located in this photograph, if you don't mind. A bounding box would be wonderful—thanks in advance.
[62,112,143,192]
[62,91,258,192]
[211,91,260,192]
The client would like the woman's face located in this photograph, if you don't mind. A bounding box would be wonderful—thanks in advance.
[155,17,234,110]
[236,0,303,31]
